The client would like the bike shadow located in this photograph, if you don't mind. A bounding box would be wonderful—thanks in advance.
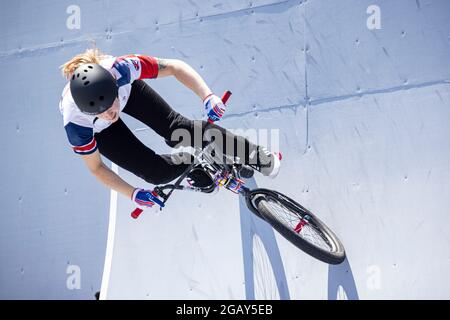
[238,178,291,300]
[327,258,359,300]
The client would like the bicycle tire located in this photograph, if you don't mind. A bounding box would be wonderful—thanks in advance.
[246,188,346,264]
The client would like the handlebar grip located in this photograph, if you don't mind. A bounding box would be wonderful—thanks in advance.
[221,90,232,104]
[207,91,232,124]
[131,191,165,219]
[131,208,144,219]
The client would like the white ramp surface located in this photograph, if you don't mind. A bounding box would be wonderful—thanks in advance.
[1,0,449,299]
[100,0,450,299]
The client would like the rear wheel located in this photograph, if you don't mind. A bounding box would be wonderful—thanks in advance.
[246,189,345,264]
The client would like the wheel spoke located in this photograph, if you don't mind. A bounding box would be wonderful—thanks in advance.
[265,198,331,252]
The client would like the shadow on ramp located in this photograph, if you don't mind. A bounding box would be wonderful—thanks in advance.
[328,258,359,300]
[239,178,290,300]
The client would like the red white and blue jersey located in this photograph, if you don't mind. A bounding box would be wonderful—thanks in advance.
[59,54,159,155]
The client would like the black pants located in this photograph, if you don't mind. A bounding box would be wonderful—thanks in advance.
[95,80,258,185]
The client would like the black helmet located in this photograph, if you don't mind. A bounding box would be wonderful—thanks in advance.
[70,63,118,115]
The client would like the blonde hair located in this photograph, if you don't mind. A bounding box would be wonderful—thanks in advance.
[60,48,108,79]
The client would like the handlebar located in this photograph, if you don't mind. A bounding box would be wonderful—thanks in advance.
[221,90,232,104]
[131,90,232,219]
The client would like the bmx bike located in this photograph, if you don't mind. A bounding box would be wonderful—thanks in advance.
[131,92,346,265]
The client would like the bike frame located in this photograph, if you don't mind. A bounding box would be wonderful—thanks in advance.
[131,91,251,219]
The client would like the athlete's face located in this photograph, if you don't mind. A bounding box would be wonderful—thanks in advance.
[98,98,120,122]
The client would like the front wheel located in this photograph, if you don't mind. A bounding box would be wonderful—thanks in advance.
[246,189,346,265]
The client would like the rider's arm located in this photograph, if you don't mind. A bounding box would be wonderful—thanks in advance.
[155,58,212,100]
[82,149,135,199]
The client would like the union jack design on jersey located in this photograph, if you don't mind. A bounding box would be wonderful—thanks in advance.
[59,54,159,155]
